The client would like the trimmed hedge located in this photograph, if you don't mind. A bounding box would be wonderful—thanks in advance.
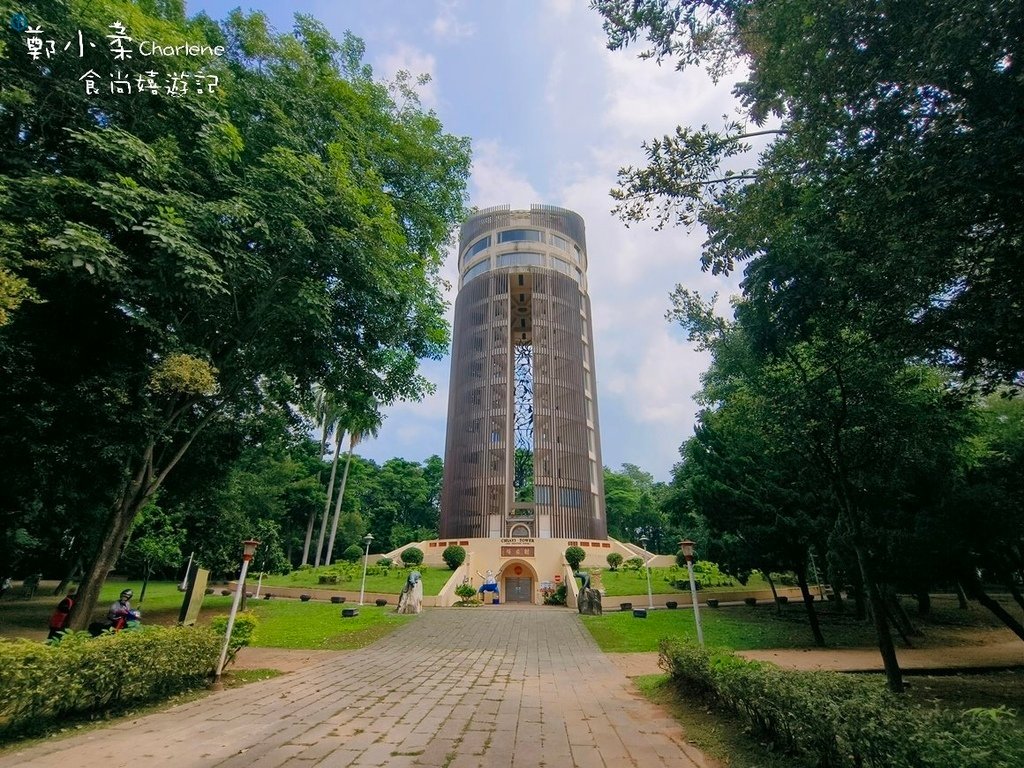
[0,626,219,736]
[400,547,424,566]
[442,544,466,570]
[209,611,257,666]
[659,639,1024,768]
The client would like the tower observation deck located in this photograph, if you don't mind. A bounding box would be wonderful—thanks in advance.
[439,205,607,540]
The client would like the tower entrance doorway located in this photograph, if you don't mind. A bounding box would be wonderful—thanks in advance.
[505,577,533,603]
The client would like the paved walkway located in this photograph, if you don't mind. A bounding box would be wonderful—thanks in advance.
[0,608,717,768]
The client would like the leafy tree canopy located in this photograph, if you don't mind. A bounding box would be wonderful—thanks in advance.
[0,0,470,624]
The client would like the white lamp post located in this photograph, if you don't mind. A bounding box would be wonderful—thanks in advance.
[640,535,655,610]
[680,539,705,647]
[358,533,374,606]
[215,539,259,679]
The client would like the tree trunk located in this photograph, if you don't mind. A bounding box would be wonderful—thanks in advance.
[53,557,82,596]
[324,437,356,567]
[796,565,825,647]
[139,561,152,604]
[962,571,1024,641]
[955,580,970,609]
[301,417,332,565]
[915,588,931,616]
[67,404,218,630]
[996,568,1024,613]
[314,427,343,567]
[67,490,148,631]
[764,571,781,615]
[854,544,904,693]
[883,592,915,648]
[849,567,867,620]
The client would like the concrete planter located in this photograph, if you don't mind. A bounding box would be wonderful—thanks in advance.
[665,601,678,609]
[331,596,346,604]
[300,594,312,602]
[707,599,720,608]
[341,608,358,618]
[632,608,647,618]
[619,602,633,611]
[375,598,388,607]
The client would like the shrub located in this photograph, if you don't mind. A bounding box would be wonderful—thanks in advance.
[454,582,477,600]
[209,611,257,666]
[376,557,393,569]
[401,547,424,566]
[342,543,363,562]
[744,597,757,606]
[564,546,586,571]
[318,574,339,584]
[0,626,220,736]
[606,552,623,571]
[442,545,466,570]
[675,550,688,568]
[625,556,644,571]
[658,639,1024,767]
[375,598,388,607]
[453,582,480,606]
[543,584,567,605]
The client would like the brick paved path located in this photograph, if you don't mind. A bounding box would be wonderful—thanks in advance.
[0,607,715,768]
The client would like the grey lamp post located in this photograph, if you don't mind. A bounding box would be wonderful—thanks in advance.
[215,539,259,680]
[680,539,705,647]
[640,535,655,610]
[358,533,374,606]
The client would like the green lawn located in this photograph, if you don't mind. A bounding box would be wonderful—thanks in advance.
[259,565,454,596]
[582,603,882,652]
[2,580,416,651]
[0,580,234,639]
[236,602,415,650]
[596,567,773,597]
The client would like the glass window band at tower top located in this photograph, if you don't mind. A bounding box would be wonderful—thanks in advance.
[440,204,607,540]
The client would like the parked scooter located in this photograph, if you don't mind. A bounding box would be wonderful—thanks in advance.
[88,608,142,636]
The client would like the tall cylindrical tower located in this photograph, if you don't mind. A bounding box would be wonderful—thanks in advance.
[440,204,607,539]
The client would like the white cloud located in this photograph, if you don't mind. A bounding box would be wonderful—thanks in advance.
[375,44,439,109]
[431,0,475,41]
[602,38,739,140]
[549,0,574,20]
[468,139,540,210]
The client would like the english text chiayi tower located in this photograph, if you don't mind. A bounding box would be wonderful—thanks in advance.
[387,205,655,604]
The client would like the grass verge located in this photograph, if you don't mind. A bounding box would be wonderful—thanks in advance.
[582,603,880,652]
[634,673,795,768]
[596,568,770,597]
[241,602,415,650]
[259,566,452,596]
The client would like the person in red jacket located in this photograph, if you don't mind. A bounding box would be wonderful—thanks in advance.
[47,589,75,640]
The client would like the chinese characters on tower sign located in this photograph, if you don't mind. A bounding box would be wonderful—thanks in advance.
[22,20,223,97]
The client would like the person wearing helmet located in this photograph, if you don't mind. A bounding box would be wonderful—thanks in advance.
[107,588,134,630]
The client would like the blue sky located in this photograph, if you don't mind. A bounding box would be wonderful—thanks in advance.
[190,0,745,480]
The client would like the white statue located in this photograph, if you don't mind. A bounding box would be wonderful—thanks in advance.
[397,569,423,614]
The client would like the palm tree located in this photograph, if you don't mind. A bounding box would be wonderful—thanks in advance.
[324,402,383,566]
[311,390,351,568]
[300,385,333,566]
